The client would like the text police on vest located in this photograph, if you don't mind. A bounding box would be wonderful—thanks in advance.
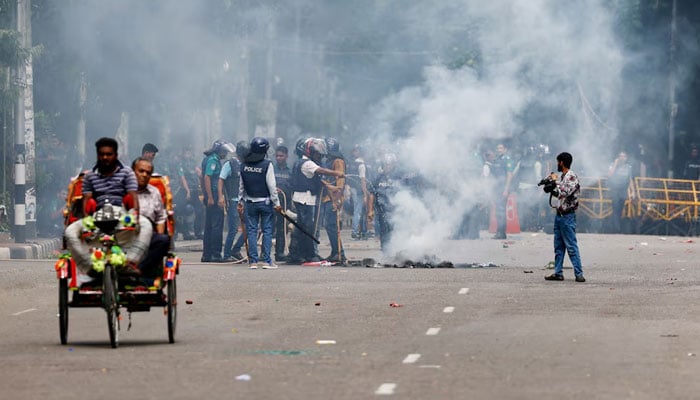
[244,166,263,173]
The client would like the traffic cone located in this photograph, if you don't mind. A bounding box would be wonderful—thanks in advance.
[489,195,521,234]
[506,193,520,234]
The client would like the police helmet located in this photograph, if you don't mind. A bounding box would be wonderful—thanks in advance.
[246,137,269,162]
[236,140,249,160]
[295,137,308,157]
[305,138,328,158]
[325,137,340,152]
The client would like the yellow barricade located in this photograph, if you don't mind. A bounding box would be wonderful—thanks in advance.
[577,177,636,220]
[632,177,700,222]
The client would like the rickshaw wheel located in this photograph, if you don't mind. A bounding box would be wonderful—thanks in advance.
[59,278,69,345]
[167,277,177,343]
[103,264,119,348]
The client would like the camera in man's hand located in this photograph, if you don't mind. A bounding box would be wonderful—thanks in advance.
[537,175,558,194]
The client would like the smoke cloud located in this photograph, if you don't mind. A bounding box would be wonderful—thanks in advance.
[363,0,624,260]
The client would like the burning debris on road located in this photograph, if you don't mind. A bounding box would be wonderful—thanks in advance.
[345,257,500,269]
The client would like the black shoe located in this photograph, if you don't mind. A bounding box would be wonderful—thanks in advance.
[307,256,321,263]
[275,254,287,262]
[575,275,586,283]
[285,258,303,264]
[545,274,564,281]
[324,255,347,263]
[223,253,244,262]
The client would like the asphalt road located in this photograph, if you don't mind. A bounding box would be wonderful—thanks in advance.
[1,232,700,399]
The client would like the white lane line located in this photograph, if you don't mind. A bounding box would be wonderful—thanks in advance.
[443,306,455,313]
[402,353,421,364]
[12,308,37,316]
[418,365,442,369]
[458,288,469,294]
[426,327,441,336]
[375,383,397,395]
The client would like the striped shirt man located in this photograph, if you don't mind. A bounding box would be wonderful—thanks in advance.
[82,161,138,208]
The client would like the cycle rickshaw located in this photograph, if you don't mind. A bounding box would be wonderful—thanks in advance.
[54,172,181,348]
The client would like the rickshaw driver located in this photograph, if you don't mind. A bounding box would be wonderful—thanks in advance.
[132,157,170,278]
[64,137,152,277]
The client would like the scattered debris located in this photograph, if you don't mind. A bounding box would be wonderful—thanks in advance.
[302,260,333,267]
[688,353,696,357]
[314,302,321,306]
[685,239,695,243]
[660,334,679,338]
[316,340,336,345]
[185,300,193,305]
[235,374,252,381]
[523,270,534,274]
[251,350,311,356]
[389,302,403,308]
[231,328,237,333]
[639,242,648,246]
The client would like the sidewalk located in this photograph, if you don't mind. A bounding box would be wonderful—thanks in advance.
[0,236,63,260]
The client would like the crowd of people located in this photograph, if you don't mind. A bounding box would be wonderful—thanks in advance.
[58,131,700,283]
[58,135,592,285]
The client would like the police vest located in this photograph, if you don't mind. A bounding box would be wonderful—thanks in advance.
[275,164,292,192]
[240,159,271,198]
[291,159,321,195]
[223,159,241,200]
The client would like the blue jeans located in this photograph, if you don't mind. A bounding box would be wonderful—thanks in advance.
[223,200,245,258]
[351,187,365,235]
[553,213,583,277]
[245,201,274,264]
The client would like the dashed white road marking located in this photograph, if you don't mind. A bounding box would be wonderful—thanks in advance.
[402,353,421,364]
[12,308,36,316]
[375,383,397,395]
[458,288,469,294]
[443,306,455,313]
[426,327,441,336]
[418,365,442,369]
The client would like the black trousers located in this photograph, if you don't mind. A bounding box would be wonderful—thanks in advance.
[203,204,224,260]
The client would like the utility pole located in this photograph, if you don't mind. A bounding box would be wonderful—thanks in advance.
[668,0,678,178]
[77,72,87,163]
[13,0,27,243]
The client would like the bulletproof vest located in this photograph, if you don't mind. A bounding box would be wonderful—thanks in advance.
[373,173,396,213]
[491,155,509,180]
[275,164,291,192]
[346,159,364,189]
[223,159,241,200]
[517,156,537,184]
[291,159,321,195]
[240,159,271,198]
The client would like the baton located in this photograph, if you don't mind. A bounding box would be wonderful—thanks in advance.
[276,208,320,244]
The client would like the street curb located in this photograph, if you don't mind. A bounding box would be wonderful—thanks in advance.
[0,237,62,260]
